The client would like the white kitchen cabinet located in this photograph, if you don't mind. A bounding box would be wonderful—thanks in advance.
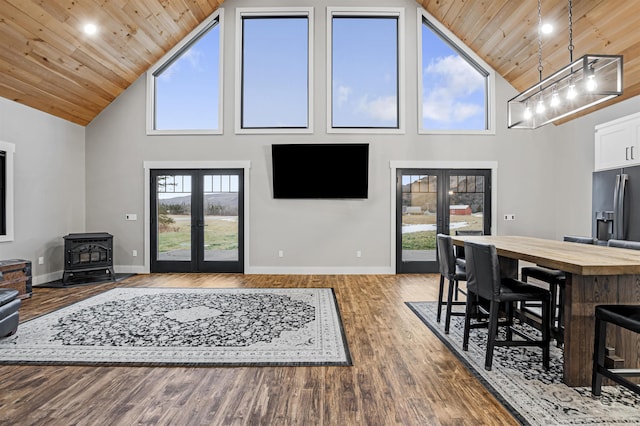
[595,112,640,171]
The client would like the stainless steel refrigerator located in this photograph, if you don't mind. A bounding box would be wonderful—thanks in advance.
[592,165,640,243]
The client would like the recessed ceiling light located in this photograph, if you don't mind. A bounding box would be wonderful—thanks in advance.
[541,23,553,34]
[84,23,98,35]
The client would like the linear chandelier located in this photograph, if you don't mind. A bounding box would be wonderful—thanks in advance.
[507,0,623,129]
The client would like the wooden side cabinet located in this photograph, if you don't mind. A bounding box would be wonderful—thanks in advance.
[0,259,32,299]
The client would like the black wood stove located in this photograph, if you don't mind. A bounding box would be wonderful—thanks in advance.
[62,232,115,285]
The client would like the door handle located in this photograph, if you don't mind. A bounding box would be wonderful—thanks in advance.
[626,146,630,160]
[632,146,635,160]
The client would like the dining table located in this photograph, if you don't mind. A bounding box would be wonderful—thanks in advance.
[450,235,640,387]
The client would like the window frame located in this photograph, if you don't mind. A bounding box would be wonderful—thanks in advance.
[417,8,495,135]
[0,141,15,243]
[146,10,224,135]
[327,7,405,134]
[235,7,314,135]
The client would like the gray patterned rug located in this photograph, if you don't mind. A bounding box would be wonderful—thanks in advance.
[0,288,351,367]
[407,301,640,425]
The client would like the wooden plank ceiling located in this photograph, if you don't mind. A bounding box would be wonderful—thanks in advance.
[0,0,638,126]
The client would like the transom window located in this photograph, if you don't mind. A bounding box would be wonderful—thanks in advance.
[236,8,313,133]
[328,8,404,133]
[418,9,494,134]
[146,11,223,135]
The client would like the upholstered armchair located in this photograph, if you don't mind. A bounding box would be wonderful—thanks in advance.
[0,289,20,338]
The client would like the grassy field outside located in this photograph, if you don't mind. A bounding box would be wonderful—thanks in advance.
[402,214,483,250]
[158,215,238,253]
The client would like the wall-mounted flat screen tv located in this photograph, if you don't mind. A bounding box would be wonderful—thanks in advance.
[272,143,369,199]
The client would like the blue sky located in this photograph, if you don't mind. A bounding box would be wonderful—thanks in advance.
[154,15,486,131]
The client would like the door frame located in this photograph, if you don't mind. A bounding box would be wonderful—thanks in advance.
[389,161,498,273]
[143,161,251,274]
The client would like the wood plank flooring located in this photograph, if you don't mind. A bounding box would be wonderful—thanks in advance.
[0,274,518,425]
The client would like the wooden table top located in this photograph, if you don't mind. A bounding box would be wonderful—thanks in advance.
[450,235,640,276]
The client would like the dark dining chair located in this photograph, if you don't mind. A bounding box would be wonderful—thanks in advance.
[607,239,640,250]
[452,230,484,300]
[520,235,594,345]
[436,234,466,334]
[463,240,551,371]
[592,304,640,397]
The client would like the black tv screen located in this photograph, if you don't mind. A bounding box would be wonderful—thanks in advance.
[272,144,369,199]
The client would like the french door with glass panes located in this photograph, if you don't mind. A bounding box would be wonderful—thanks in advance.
[150,169,244,273]
[396,169,491,273]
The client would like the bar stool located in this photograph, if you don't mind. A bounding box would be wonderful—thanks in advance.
[607,239,640,250]
[452,230,483,300]
[436,234,466,334]
[592,305,640,397]
[463,240,551,371]
[520,235,594,345]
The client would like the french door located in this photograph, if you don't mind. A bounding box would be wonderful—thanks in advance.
[150,169,244,273]
[396,168,491,273]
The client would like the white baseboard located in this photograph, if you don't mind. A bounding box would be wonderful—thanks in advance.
[245,266,395,275]
[33,265,393,283]
[32,271,63,286]
[32,265,147,286]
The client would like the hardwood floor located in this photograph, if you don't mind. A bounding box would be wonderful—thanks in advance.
[0,274,518,425]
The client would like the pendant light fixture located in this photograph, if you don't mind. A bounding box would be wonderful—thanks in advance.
[507,0,623,129]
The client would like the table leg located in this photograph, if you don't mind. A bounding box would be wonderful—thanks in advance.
[563,273,640,386]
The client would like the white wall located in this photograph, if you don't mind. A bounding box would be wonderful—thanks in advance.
[0,97,85,284]
[552,96,640,240]
[84,0,560,274]
[6,0,636,281]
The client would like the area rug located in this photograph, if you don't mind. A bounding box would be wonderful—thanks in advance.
[407,301,640,425]
[0,287,351,367]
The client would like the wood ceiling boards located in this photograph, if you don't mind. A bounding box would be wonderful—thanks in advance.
[0,0,637,126]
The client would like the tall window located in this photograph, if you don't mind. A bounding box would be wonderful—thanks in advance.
[328,8,404,133]
[419,10,493,133]
[236,8,313,133]
[0,142,14,242]
[147,11,223,135]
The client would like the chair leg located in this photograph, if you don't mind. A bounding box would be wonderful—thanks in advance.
[505,301,513,341]
[436,275,445,323]
[541,297,551,370]
[454,281,459,301]
[462,292,475,351]
[444,278,456,334]
[485,300,500,371]
[592,316,606,396]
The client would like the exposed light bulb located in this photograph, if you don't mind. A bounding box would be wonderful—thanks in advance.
[536,98,546,114]
[586,70,598,91]
[567,82,577,100]
[523,104,532,120]
[550,90,560,107]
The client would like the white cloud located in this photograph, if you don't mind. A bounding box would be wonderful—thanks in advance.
[357,95,397,122]
[422,55,485,123]
[336,85,352,107]
[158,48,203,82]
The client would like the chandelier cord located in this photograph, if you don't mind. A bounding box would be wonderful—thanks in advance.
[537,0,543,82]
[568,0,573,62]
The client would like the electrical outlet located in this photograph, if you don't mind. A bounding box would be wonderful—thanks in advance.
[132,250,138,257]
[356,250,362,258]
[38,256,44,265]
[504,214,516,221]
[278,250,284,258]
[125,213,137,221]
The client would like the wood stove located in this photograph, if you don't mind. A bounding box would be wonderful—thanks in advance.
[63,232,115,285]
